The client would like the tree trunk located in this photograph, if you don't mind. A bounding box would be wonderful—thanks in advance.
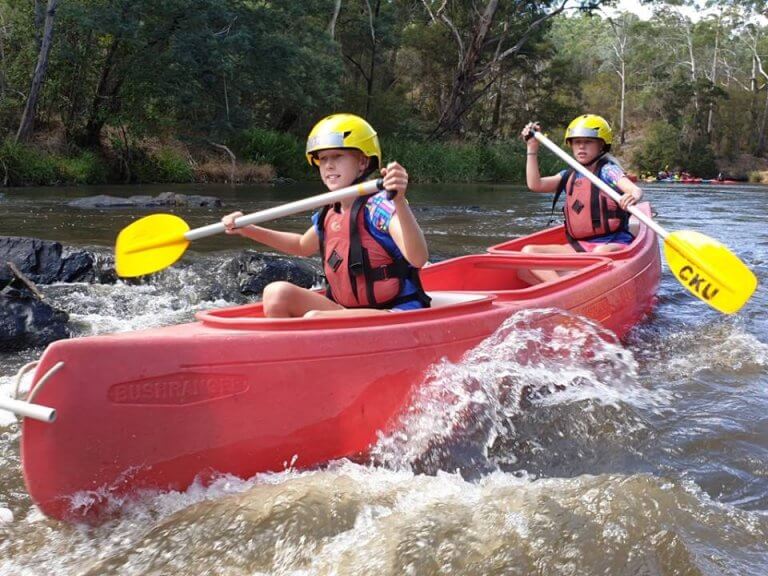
[364,0,381,118]
[757,85,768,156]
[433,0,499,138]
[0,12,7,99]
[684,22,699,112]
[328,0,342,39]
[33,0,45,48]
[82,36,123,148]
[707,18,720,136]
[15,0,58,144]
[490,75,503,138]
[618,54,626,145]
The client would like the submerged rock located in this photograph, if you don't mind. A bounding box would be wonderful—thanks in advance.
[0,288,70,352]
[68,192,222,209]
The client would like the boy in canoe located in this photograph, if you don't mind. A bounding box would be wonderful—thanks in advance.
[222,113,431,318]
[520,114,644,283]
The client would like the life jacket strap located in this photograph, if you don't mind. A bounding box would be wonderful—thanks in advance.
[369,259,412,281]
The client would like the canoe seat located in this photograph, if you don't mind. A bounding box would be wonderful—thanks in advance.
[427,291,488,308]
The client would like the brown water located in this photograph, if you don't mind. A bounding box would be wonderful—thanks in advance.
[1,181,767,575]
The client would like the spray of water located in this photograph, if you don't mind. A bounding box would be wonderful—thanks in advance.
[372,309,668,476]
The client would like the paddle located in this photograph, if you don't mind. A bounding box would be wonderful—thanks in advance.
[531,130,757,314]
[115,178,386,277]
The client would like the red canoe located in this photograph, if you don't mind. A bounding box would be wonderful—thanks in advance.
[18,204,661,522]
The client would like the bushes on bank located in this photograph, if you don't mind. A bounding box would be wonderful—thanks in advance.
[0,140,58,185]
[0,140,196,186]
[132,148,194,184]
[56,151,108,184]
[236,128,563,183]
[237,128,313,181]
[2,130,567,186]
[381,138,562,182]
[1,141,109,185]
[633,121,718,177]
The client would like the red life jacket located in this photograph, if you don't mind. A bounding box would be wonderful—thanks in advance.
[552,157,629,245]
[316,194,430,309]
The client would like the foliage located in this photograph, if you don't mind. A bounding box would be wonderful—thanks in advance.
[236,128,312,181]
[55,151,108,185]
[0,140,58,185]
[633,121,683,173]
[383,137,563,182]
[132,148,194,184]
[3,1,768,184]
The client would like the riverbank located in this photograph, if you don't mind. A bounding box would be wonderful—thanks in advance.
[5,128,768,188]
[1,129,564,187]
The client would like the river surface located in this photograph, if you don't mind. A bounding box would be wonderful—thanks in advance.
[0,181,767,575]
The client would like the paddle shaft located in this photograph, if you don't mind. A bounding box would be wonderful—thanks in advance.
[185,179,386,241]
[532,131,669,240]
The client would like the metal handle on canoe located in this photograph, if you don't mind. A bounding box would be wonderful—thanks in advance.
[532,131,669,240]
[184,178,386,241]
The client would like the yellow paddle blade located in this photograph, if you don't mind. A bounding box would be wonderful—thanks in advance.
[115,214,190,277]
[664,230,757,314]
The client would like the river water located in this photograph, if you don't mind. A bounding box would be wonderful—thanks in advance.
[0,181,766,575]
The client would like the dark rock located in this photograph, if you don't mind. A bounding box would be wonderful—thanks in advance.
[0,288,70,352]
[68,193,222,209]
[269,177,297,186]
[155,191,222,207]
[0,236,99,285]
[234,251,321,296]
[67,195,136,209]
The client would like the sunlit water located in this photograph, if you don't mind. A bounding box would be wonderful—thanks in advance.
[1,182,767,575]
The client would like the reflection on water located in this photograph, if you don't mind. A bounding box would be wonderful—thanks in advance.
[1,182,768,574]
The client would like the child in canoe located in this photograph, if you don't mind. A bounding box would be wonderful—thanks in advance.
[520,114,644,283]
[222,113,430,318]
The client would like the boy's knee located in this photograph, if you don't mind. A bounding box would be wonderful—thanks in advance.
[262,281,295,316]
[521,244,537,254]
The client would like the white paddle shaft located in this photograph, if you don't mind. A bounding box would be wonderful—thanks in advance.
[185,179,385,241]
[533,131,669,240]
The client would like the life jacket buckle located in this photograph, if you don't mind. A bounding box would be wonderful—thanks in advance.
[349,261,364,276]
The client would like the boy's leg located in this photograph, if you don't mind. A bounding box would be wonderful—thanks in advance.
[591,243,625,254]
[262,281,343,318]
[520,243,576,284]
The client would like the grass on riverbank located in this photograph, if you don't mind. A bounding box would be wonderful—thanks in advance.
[1,130,562,187]
[237,128,564,183]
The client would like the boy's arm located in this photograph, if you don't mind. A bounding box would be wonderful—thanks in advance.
[601,164,643,210]
[222,214,320,257]
[388,199,429,268]
[380,161,429,267]
[616,177,643,210]
[522,122,562,193]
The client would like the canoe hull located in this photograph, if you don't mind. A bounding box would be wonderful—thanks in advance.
[20,207,661,522]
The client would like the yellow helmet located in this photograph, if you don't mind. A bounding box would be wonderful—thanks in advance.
[564,114,613,149]
[305,113,381,169]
